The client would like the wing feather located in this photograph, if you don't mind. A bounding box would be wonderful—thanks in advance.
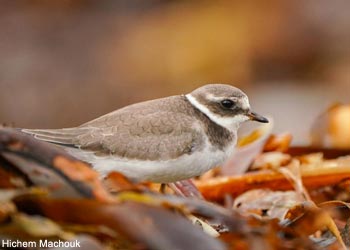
[22,96,205,161]
[22,128,89,145]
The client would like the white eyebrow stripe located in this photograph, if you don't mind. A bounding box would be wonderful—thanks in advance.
[205,93,239,102]
[205,93,251,110]
[185,94,248,131]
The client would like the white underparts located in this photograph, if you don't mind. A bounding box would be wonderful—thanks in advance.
[185,94,248,131]
[66,140,234,183]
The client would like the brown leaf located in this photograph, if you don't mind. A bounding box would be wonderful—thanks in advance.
[0,128,113,202]
[285,202,346,249]
[14,196,225,250]
[196,153,350,202]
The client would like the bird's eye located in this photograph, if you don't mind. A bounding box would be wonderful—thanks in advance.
[220,99,235,109]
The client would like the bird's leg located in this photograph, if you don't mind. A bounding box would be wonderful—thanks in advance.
[168,179,203,199]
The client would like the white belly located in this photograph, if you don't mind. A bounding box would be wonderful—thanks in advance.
[66,141,236,183]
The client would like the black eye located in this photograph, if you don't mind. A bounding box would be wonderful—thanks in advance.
[220,99,235,109]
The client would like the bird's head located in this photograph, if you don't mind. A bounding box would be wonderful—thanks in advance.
[186,84,268,131]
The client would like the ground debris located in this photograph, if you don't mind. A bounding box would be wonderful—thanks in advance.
[1,128,350,249]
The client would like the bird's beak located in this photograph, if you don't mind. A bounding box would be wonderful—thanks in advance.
[247,111,269,123]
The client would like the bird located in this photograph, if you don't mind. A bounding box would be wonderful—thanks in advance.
[23,84,268,183]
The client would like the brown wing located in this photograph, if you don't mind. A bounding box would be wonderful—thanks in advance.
[76,111,204,161]
[23,96,205,161]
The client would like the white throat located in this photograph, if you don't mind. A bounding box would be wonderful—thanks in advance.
[185,94,248,132]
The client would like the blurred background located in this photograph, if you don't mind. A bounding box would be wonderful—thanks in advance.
[1,0,349,145]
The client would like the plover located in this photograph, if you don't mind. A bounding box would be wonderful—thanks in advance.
[23,84,268,183]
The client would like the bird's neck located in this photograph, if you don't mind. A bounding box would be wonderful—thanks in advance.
[185,94,243,133]
[183,94,236,151]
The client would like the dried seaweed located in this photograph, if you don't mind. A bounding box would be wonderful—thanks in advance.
[2,128,350,249]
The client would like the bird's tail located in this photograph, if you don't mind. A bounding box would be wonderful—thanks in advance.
[22,127,88,146]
